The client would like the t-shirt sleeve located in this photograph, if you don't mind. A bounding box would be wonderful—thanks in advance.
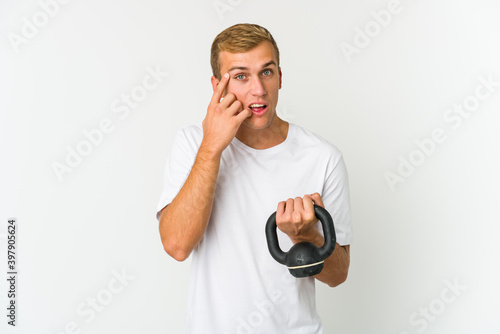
[156,126,200,220]
[322,154,352,246]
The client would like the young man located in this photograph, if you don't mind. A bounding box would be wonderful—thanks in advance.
[157,23,352,333]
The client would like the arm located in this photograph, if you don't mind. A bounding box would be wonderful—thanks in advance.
[159,73,251,261]
[158,145,221,261]
[291,231,350,287]
[276,193,350,287]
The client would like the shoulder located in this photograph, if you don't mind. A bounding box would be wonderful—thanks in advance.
[165,123,203,159]
[177,123,203,139]
[290,123,343,159]
[173,123,203,147]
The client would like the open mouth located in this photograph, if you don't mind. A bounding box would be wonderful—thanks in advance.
[249,103,268,115]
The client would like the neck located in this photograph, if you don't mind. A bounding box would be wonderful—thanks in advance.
[235,115,289,150]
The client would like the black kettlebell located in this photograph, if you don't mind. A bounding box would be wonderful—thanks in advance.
[265,205,336,278]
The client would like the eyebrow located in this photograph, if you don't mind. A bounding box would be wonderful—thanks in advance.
[228,60,277,72]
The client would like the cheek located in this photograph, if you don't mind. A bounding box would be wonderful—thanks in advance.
[266,82,280,99]
[266,78,279,89]
[226,82,246,100]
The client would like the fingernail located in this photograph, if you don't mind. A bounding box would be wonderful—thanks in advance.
[224,73,229,79]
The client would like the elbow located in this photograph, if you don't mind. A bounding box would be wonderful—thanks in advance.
[328,271,348,288]
[159,208,191,262]
[170,251,190,262]
[162,240,191,262]
[327,245,350,287]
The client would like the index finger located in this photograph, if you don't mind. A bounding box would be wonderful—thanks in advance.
[210,73,230,105]
[276,201,286,222]
[308,193,324,208]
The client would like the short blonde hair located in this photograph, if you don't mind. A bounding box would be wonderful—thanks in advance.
[210,23,280,80]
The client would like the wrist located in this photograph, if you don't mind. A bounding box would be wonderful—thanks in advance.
[289,228,323,246]
[199,141,223,160]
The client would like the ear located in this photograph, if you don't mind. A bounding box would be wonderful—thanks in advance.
[278,67,282,89]
[211,76,219,92]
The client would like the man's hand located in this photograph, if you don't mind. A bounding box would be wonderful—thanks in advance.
[276,193,324,243]
[276,193,350,287]
[202,73,252,155]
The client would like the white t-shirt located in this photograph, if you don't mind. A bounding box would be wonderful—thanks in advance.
[157,122,352,334]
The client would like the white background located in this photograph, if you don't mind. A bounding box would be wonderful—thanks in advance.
[1,0,500,333]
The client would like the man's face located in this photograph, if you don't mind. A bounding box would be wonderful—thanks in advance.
[214,41,282,130]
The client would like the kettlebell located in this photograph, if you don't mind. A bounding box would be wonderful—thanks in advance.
[265,205,336,278]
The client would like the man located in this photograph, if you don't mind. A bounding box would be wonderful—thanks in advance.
[157,23,352,333]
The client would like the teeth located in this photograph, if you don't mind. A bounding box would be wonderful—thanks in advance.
[250,104,265,108]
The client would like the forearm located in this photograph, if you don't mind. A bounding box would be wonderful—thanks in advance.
[290,231,350,287]
[159,143,221,261]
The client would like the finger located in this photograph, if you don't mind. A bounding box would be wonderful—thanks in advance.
[210,73,230,106]
[292,196,305,223]
[294,197,304,213]
[226,99,243,115]
[235,108,252,123]
[309,192,324,208]
[303,194,315,217]
[284,198,294,217]
[218,93,237,109]
[276,201,286,222]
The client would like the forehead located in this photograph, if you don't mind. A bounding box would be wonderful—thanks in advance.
[219,42,277,72]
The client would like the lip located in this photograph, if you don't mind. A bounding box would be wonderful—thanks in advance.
[248,102,269,116]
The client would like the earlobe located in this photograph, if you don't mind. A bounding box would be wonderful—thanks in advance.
[279,67,283,89]
[211,76,219,92]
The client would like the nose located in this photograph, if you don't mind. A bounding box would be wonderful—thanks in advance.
[249,76,266,96]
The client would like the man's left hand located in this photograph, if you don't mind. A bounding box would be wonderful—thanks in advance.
[276,193,324,243]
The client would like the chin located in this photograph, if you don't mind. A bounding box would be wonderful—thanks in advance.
[244,111,275,130]
[243,118,271,130]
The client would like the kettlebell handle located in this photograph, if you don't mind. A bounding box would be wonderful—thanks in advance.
[265,205,336,265]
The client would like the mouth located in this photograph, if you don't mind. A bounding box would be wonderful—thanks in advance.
[248,103,268,116]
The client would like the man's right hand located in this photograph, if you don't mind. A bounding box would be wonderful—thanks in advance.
[201,73,252,154]
[159,74,251,261]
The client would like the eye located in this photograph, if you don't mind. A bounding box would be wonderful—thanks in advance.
[235,74,246,80]
[262,69,272,76]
